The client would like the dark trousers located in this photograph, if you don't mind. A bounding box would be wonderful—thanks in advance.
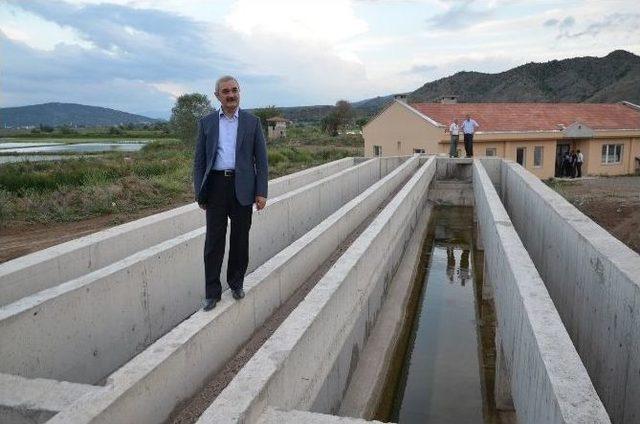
[577,163,582,178]
[203,173,252,300]
[449,134,459,157]
[463,133,474,157]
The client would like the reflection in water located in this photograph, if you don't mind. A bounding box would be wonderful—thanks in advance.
[388,207,485,424]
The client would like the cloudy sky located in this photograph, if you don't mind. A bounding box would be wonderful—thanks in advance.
[1,0,639,118]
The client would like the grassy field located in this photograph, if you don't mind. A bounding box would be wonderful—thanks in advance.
[0,133,363,228]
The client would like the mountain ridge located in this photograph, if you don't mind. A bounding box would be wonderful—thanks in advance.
[1,102,160,128]
[3,50,638,126]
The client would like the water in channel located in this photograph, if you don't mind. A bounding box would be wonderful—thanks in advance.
[378,206,498,424]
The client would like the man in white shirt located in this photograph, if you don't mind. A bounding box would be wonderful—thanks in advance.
[461,114,479,157]
[447,119,459,157]
[193,76,269,311]
[576,149,584,178]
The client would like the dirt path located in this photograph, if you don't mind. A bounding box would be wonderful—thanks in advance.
[0,202,192,263]
[549,176,640,254]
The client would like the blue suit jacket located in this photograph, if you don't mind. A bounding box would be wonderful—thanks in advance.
[193,109,268,206]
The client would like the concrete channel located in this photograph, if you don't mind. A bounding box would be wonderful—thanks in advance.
[1,155,634,423]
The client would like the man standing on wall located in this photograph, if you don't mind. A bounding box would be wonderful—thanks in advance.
[447,118,460,158]
[193,76,269,311]
[461,114,479,157]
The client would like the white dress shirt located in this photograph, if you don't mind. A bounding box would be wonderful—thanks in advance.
[213,108,239,170]
[462,119,479,134]
[449,123,459,135]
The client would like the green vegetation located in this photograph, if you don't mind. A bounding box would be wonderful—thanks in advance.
[0,128,363,228]
[0,124,172,139]
[169,93,213,146]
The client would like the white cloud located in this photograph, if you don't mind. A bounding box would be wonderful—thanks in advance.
[1,0,639,115]
[225,0,368,44]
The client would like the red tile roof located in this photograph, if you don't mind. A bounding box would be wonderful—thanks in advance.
[409,102,640,132]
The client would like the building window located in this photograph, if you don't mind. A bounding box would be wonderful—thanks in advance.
[486,148,497,156]
[397,141,401,151]
[413,148,425,154]
[602,144,623,164]
[373,145,382,156]
[516,147,526,167]
[534,146,543,167]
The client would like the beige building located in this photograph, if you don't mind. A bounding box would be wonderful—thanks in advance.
[363,98,640,179]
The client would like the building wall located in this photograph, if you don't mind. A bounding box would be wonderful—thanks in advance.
[503,139,557,179]
[584,137,639,176]
[365,104,640,178]
[363,101,443,157]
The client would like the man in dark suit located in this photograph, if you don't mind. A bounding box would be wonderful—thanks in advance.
[193,75,268,311]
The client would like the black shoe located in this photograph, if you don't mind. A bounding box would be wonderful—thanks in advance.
[232,288,245,300]
[202,297,219,311]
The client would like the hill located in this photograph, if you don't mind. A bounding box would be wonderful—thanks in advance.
[408,50,640,104]
[0,102,160,127]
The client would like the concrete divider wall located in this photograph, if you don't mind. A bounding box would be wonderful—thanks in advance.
[473,161,610,423]
[43,156,422,424]
[499,160,640,424]
[0,158,359,307]
[0,157,401,386]
[198,157,436,424]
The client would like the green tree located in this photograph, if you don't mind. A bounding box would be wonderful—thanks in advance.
[356,117,369,128]
[321,111,340,136]
[334,100,353,126]
[321,100,353,136]
[170,93,213,146]
[253,105,282,133]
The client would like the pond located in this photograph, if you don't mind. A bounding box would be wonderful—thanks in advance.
[0,141,149,154]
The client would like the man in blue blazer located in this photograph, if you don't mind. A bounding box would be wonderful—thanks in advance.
[193,75,268,311]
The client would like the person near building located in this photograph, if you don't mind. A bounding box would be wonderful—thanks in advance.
[461,114,479,157]
[570,150,578,178]
[447,118,460,157]
[576,149,584,178]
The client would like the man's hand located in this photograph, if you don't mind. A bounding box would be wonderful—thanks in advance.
[255,196,267,211]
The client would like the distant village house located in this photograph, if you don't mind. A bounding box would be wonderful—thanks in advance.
[266,116,288,140]
[363,95,640,179]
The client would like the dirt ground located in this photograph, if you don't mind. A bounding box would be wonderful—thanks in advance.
[549,176,640,254]
[0,201,192,263]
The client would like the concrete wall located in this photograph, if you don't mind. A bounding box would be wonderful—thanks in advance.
[0,158,357,307]
[473,160,610,423]
[499,160,640,423]
[198,157,437,424]
[43,156,421,424]
[0,157,401,385]
[0,373,100,424]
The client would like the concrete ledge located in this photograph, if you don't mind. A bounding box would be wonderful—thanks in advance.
[41,156,419,424]
[0,373,101,424]
[338,204,432,419]
[500,160,640,423]
[473,160,610,423]
[197,157,436,424]
[0,157,400,385]
[258,408,387,424]
[0,158,358,306]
